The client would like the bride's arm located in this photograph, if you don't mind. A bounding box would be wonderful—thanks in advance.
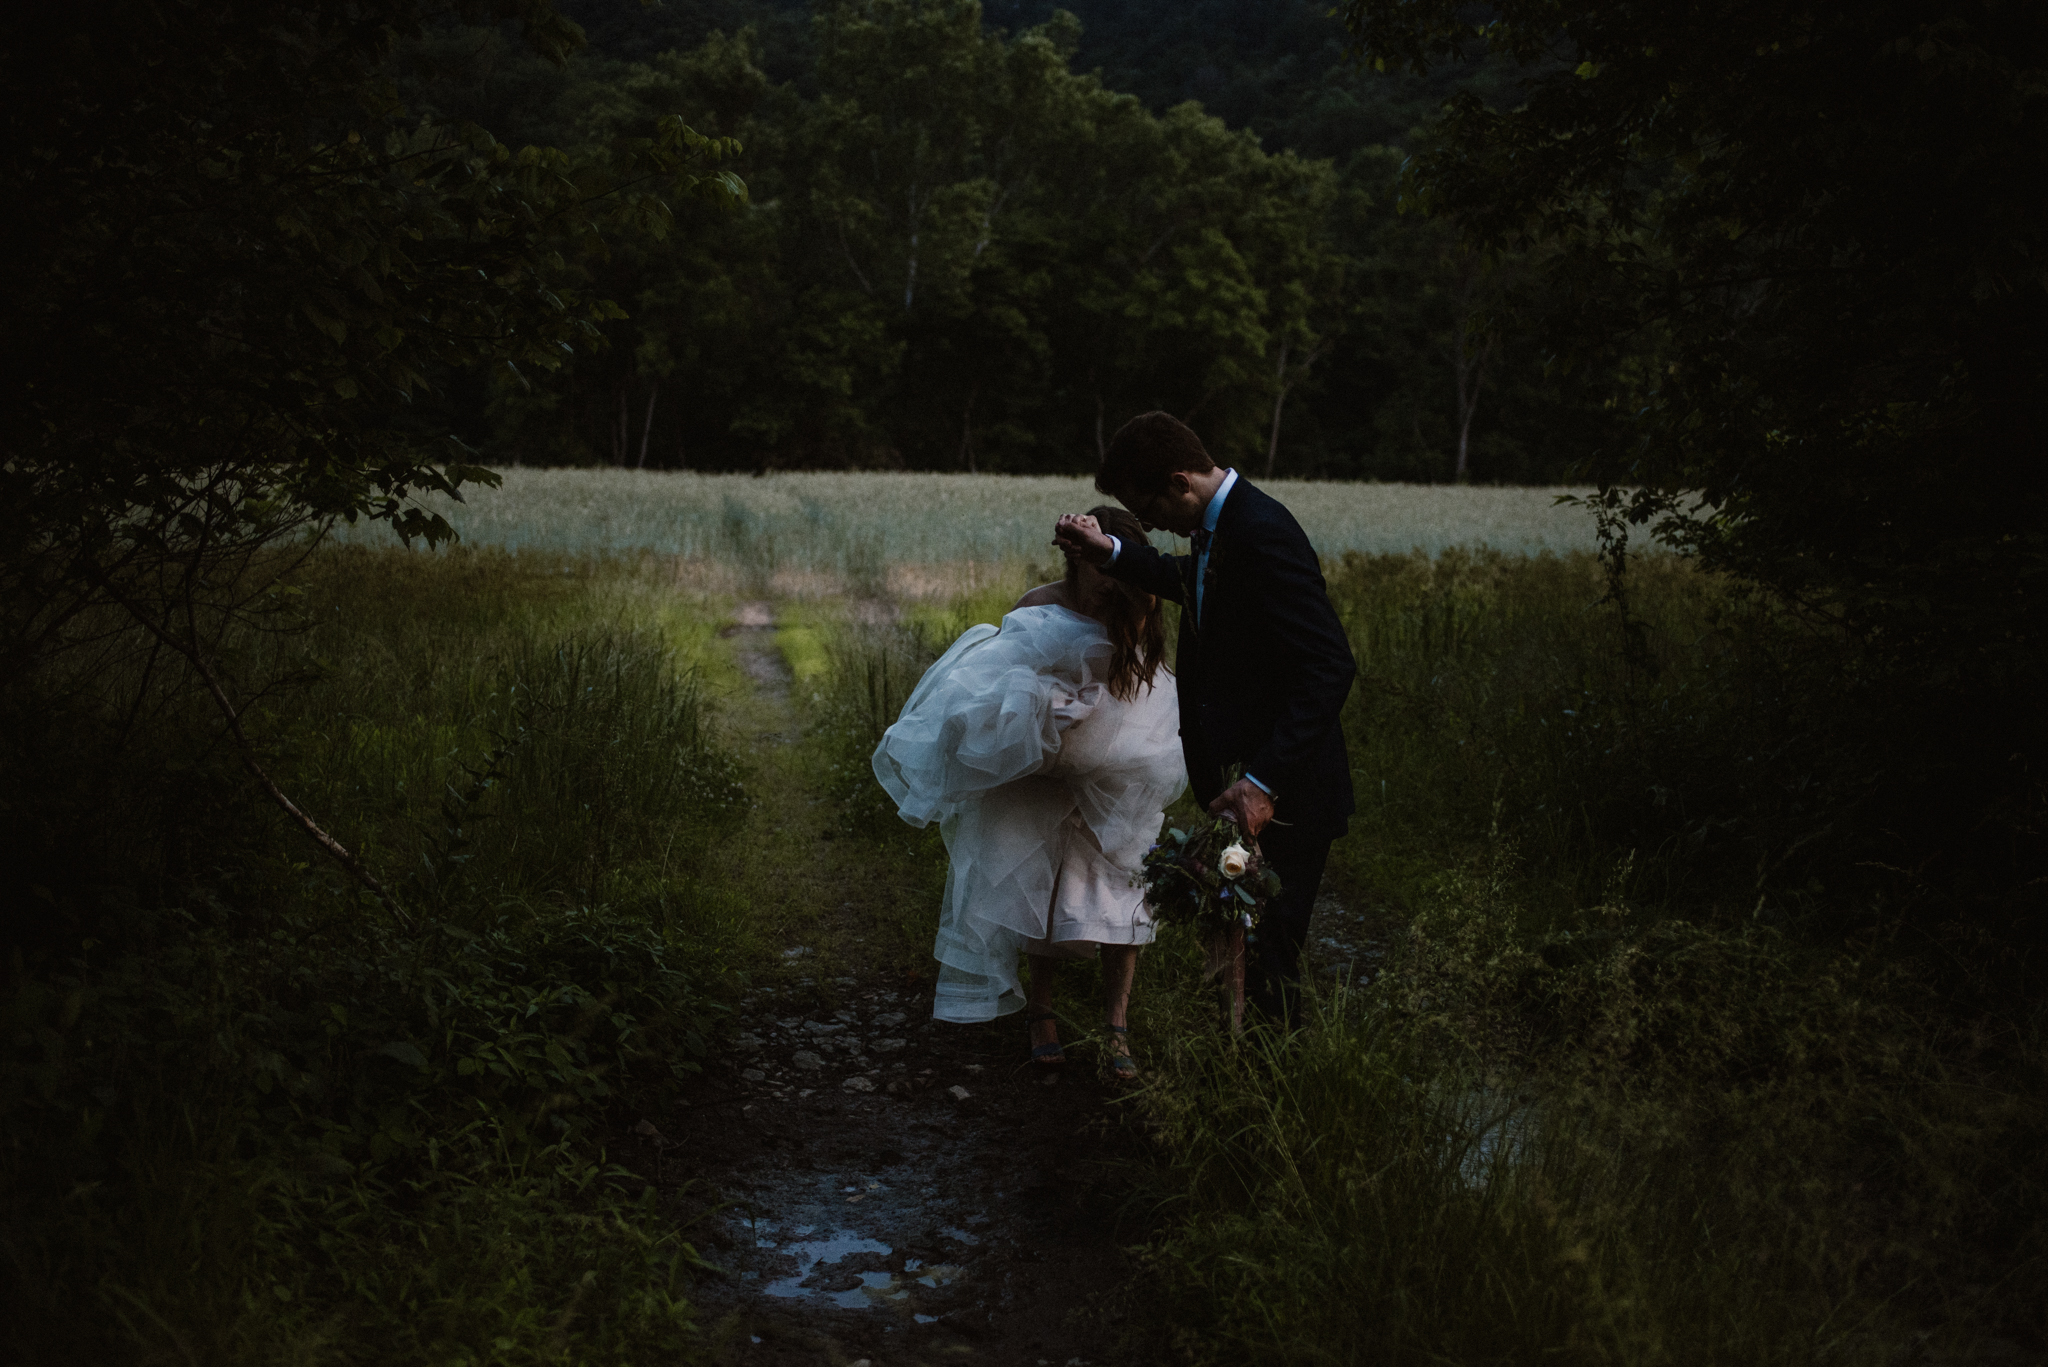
[1015,582,1066,610]
[1054,513,1187,603]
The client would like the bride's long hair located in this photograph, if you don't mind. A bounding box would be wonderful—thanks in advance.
[1070,505,1168,701]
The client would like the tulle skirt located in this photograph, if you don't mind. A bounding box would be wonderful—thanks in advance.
[872,605,1186,1022]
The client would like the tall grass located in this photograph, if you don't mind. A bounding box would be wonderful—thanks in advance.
[1134,990,1914,1367]
[1,547,749,1366]
[1108,551,2048,1363]
[1326,547,1783,915]
[334,469,1605,585]
[1131,897,2047,1361]
[277,550,746,911]
[805,548,2048,1362]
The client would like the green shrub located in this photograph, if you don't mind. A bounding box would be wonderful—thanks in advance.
[1135,995,1898,1367]
[4,900,721,1364]
[1125,549,2048,1362]
[0,547,747,1365]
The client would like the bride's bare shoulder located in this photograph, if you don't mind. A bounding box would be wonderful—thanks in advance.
[1014,581,1069,610]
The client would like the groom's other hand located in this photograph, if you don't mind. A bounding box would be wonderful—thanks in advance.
[1209,778,1275,837]
[1053,513,1114,566]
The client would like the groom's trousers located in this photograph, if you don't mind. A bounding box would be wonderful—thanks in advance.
[1247,824,1332,1029]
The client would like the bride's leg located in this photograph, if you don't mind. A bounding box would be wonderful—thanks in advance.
[1100,946,1138,1030]
[1026,953,1063,1061]
[1027,952,1061,1015]
[1101,946,1139,1080]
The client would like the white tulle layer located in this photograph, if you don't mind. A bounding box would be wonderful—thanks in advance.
[872,605,1186,1022]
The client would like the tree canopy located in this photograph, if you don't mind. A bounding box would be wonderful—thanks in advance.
[1340,0,2048,930]
[450,0,1600,479]
[2,1,739,614]
[1343,0,2047,681]
[1,0,745,898]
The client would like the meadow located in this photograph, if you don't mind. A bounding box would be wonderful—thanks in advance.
[807,535,2048,1363]
[6,482,2043,1365]
[337,468,1605,584]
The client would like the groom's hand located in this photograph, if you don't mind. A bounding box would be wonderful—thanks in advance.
[1209,778,1275,837]
[1053,513,1114,567]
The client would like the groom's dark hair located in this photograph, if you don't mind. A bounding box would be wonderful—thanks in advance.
[1097,411,1216,496]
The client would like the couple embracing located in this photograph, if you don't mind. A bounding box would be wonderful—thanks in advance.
[872,412,1357,1078]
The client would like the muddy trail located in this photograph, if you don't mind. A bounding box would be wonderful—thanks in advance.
[616,605,1153,1366]
[611,603,1380,1366]
[659,974,1143,1367]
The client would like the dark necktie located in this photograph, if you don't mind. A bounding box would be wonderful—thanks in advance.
[1187,527,1214,626]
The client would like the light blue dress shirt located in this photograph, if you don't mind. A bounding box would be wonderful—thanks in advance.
[1194,466,1238,624]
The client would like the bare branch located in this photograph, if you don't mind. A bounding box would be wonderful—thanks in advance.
[98,577,409,925]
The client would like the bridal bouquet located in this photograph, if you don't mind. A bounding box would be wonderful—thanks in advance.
[1140,813,1283,939]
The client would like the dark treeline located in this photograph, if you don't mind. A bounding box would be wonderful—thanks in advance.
[5,0,2046,1359]
[427,0,1601,480]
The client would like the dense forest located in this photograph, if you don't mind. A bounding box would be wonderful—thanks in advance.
[422,0,1594,480]
[5,2,2045,1362]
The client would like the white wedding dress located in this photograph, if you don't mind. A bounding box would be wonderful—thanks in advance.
[872,604,1186,1022]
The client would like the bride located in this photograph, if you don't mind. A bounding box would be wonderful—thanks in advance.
[871,506,1184,1079]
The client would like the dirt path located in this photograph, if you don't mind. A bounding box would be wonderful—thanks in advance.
[635,606,1149,1366]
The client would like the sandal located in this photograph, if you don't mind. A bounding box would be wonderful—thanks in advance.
[1105,1024,1138,1082]
[1027,1012,1065,1066]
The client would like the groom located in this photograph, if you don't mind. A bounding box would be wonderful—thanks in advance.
[1054,411,1357,1027]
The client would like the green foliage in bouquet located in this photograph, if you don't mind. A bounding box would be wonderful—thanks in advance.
[1142,815,1284,939]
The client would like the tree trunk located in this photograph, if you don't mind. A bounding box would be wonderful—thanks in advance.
[1095,391,1106,462]
[1454,352,1471,482]
[1452,332,1495,483]
[959,385,979,474]
[637,379,660,469]
[1446,250,1498,484]
[614,386,629,465]
[1265,338,1292,479]
[903,181,928,313]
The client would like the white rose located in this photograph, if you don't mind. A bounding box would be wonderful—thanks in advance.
[1219,843,1250,879]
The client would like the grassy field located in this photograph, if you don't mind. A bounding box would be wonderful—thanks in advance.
[336,468,1604,589]
[7,525,2042,1365]
[805,546,2048,1364]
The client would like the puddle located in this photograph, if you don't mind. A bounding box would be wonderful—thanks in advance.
[752,1221,968,1316]
[758,1229,892,1301]
[1456,1090,1535,1188]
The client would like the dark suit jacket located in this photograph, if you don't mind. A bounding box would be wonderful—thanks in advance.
[1105,476,1358,839]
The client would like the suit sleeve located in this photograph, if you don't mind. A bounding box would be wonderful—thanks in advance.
[1237,520,1357,800]
[1100,538,1190,604]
